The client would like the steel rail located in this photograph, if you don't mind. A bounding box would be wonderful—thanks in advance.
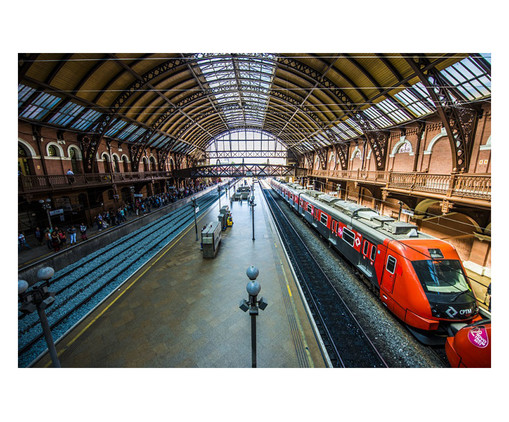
[262,187,388,368]
[18,190,224,367]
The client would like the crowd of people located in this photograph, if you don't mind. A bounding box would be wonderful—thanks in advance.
[18,181,220,256]
[18,224,88,253]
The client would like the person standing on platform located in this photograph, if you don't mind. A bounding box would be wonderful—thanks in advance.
[68,225,77,245]
[18,232,30,250]
[34,227,43,245]
[58,228,67,248]
[96,214,103,231]
[51,231,61,252]
[80,223,88,241]
[44,227,52,250]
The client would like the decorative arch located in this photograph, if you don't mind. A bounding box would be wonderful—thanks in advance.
[414,198,440,216]
[121,154,130,172]
[329,151,336,170]
[18,138,37,158]
[141,156,148,171]
[149,155,157,171]
[68,145,82,174]
[67,145,82,159]
[350,146,362,161]
[424,128,447,155]
[112,153,121,172]
[390,136,414,157]
[46,142,64,157]
[101,152,111,173]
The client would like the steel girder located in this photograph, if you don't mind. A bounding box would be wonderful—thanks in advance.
[354,111,390,171]
[173,163,304,178]
[405,55,480,172]
[206,150,288,159]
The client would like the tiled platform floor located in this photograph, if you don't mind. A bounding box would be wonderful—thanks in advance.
[35,183,327,368]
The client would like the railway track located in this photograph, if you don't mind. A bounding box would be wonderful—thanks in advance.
[18,189,226,368]
[262,186,388,368]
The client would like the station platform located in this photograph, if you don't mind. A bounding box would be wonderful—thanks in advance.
[34,184,327,368]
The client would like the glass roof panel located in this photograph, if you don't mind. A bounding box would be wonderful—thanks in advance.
[117,123,138,140]
[48,101,85,126]
[344,118,363,135]
[363,106,392,128]
[439,56,491,101]
[127,127,147,142]
[105,119,127,137]
[375,98,411,124]
[480,53,491,64]
[194,54,276,130]
[394,84,434,117]
[71,108,103,130]
[19,91,62,120]
[18,84,37,108]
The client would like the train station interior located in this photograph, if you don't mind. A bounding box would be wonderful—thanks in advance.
[7,2,506,422]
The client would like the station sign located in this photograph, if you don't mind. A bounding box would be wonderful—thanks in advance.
[49,208,64,216]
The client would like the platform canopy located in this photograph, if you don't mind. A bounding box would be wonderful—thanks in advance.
[18,53,491,159]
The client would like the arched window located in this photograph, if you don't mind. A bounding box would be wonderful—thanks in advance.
[122,156,129,172]
[48,145,59,157]
[113,155,120,172]
[69,147,81,174]
[102,153,111,173]
[329,152,336,169]
[150,156,157,171]
[18,144,31,175]
[397,141,412,154]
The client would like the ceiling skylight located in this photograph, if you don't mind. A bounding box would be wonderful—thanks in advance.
[194,54,277,130]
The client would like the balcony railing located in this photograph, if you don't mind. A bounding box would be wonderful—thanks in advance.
[18,171,173,193]
[309,169,491,202]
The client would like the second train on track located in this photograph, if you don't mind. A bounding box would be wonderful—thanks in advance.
[270,178,481,344]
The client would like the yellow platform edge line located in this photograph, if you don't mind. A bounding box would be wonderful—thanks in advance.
[42,206,210,367]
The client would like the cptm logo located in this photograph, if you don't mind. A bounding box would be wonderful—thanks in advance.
[445,306,458,318]
[445,306,472,318]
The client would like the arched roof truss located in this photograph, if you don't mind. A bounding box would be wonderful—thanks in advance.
[18,53,491,162]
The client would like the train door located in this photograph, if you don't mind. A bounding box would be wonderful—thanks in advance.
[373,244,387,288]
[358,240,373,278]
[330,219,338,245]
[381,253,398,293]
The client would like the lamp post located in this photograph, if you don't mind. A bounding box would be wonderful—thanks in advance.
[192,198,198,241]
[218,186,222,211]
[239,266,268,368]
[398,201,404,221]
[249,195,256,241]
[38,198,52,231]
[18,267,61,368]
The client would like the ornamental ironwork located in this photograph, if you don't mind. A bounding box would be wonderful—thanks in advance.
[173,163,306,178]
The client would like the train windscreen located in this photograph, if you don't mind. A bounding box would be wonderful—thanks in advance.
[412,260,472,294]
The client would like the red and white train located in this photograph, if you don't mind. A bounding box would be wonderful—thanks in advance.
[270,178,482,344]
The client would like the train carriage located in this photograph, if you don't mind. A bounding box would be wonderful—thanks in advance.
[270,179,481,343]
